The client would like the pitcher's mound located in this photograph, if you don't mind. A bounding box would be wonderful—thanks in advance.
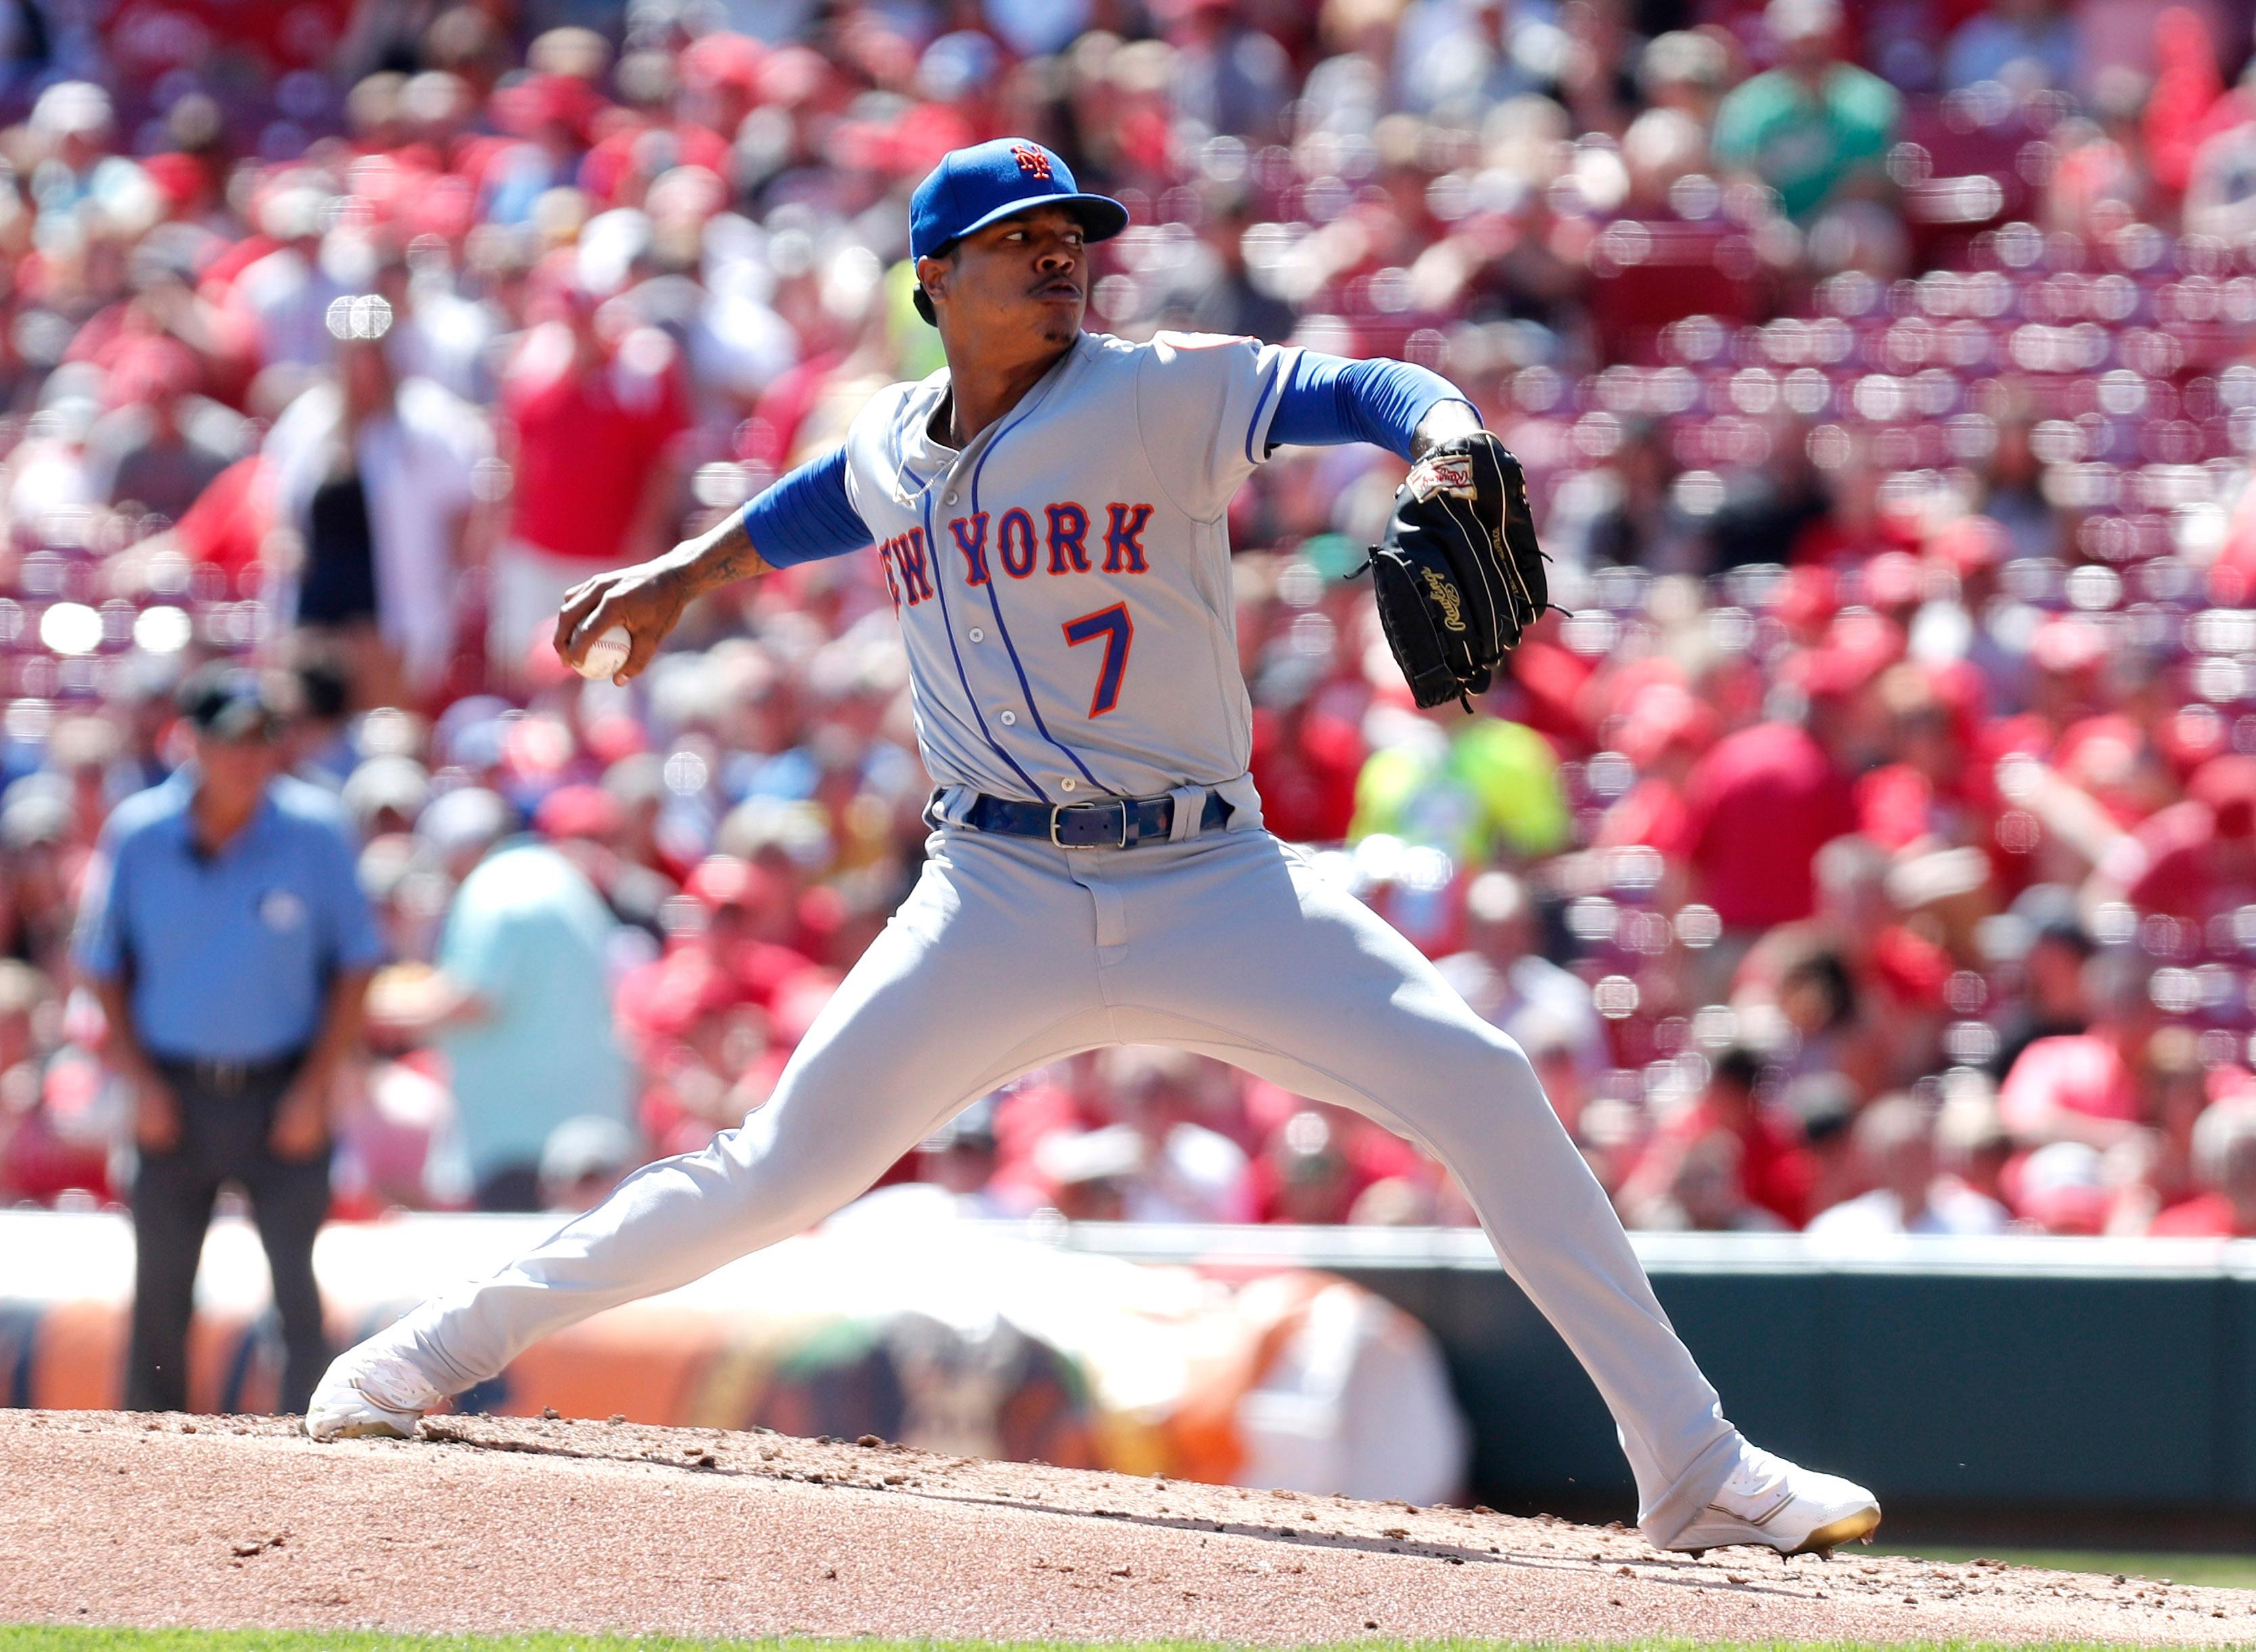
[0,1410,2245,1643]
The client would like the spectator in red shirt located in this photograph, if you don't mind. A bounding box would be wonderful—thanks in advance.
[2089,754,2256,926]
[1253,1108,1377,1224]
[2147,1101,2256,1237]
[1681,702,1858,944]
[490,277,691,685]
[1621,1044,1816,1229]
[1247,662,1364,844]
[1596,681,1714,861]
[1736,834,1946,1092]
[1626,1129,1789,1232]
[1998,948,2158,1150]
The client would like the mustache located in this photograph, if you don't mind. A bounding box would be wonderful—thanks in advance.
[1031,273,1083,298]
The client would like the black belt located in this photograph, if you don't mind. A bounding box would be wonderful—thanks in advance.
[154,1052,304,1096]
[961,789,1232,850]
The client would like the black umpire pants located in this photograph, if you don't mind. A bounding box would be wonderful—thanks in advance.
[127,1057,331,1414]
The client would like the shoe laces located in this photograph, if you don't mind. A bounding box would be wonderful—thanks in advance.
[354,1350,443,1413]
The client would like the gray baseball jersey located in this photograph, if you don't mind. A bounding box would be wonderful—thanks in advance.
[838,329,1293,811]
[345,329,1763,1546]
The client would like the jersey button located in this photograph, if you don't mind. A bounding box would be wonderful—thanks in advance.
[1060,779,1078,792]
[968,626,985,643]
[999,710,1017,727]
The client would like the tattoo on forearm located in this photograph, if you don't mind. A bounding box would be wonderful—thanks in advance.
[683,517,770,593]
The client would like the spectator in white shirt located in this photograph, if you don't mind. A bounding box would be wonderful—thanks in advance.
[1808,1093,2008,1239]
[1105,1047,1255,1225]
[1440,870,1609,1084]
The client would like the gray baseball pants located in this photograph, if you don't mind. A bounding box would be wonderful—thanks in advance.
[383,818,1744,1542]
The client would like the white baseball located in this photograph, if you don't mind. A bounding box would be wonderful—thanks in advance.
[572,626,632,681]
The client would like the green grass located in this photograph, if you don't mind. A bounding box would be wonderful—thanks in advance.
[0,1636,2246,1652]
[1868,1545,2256,1590]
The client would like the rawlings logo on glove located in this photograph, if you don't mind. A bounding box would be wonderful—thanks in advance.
[1407,454,1476,501]
[1362,430,1548,711]
[1423,568,1467,632]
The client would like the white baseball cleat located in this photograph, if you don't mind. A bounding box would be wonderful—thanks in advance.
[304,1341,448,1441]
[1661,1444,1881,1557]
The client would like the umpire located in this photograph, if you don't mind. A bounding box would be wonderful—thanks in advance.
[74,666,381,1413]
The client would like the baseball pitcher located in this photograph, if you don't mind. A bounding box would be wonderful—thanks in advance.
[308,139,1879,1560]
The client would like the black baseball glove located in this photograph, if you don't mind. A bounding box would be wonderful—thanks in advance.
[1363,431,1548,710]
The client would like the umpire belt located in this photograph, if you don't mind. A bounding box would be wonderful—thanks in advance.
[959,789,1232,850]
[154,1051,303,1096]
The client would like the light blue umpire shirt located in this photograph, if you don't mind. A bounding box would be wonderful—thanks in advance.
[73,767,385,1063]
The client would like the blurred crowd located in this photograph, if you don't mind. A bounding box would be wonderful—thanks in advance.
[5,0,2256,1240]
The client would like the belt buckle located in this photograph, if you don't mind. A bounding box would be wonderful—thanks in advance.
[1050,799,1129,850]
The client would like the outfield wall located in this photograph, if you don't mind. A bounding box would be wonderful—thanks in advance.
[1069,1226,2256,1542]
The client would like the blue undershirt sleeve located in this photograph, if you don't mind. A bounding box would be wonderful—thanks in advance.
[737,446,872,568]
[1265,352,1475,461]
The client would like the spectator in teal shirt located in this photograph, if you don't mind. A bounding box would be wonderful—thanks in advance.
[369,787,631,1211]
[1712,0,1901,222]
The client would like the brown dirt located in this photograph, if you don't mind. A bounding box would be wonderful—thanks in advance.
[0,1409,2248,1644]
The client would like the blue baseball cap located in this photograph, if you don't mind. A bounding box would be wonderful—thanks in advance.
[908,138,1128,267]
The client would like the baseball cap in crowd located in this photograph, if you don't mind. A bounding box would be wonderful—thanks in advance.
[2008,883,2095,958]
[106,337,198,409]
[418,785,513,863]
[534,783,622,842]
[538,1114,640,1210]
[908,138,1128,323]
[178,664,292,743]
[30,81,112,139]
[342,755,432,835]
[0,775,68,852]
[1767,0,1842,42]
[2014,1139,2110,1234]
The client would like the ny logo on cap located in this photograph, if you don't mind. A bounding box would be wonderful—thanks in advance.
[1011,143,1053,181]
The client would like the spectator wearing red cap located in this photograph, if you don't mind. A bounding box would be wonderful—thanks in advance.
[478,67,609,227]
[534,781,677,940]
[679,853,825,1008]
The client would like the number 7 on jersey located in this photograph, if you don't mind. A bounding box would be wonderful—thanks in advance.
[1063,603,1134,717]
